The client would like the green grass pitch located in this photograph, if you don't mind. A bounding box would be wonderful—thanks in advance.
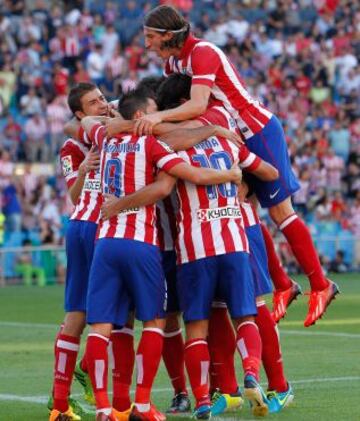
[0,273,359,421]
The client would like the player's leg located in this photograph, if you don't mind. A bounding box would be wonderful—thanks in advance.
[269,198,339,326]
[246,116,339,326]
[162,250,190,414]
[246,222,293,413]
[177,257,218,420]
[84,238,128,419]
[110,315,135,413]
[219,252,268,417]
[50,221,94,418]
[208,304,243,416]
[260,222,302,322]
[121,240,167,421]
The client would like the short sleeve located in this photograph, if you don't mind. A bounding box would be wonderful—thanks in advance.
[190,45,222,88]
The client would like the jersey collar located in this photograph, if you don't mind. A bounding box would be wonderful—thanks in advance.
[178,34,200,59]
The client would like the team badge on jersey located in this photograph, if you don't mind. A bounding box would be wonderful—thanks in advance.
[61,155,73,176]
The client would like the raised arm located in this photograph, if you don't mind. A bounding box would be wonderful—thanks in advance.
[133,84,211,135]
[101,171,176,220]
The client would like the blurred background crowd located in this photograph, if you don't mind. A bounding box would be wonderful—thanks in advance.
[0,0,359,283]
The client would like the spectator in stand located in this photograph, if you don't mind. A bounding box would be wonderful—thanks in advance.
[329,251,349,273]
[73,60,90,84]
[86,43,105,85]
[330,191,347,222]
[20,87,43,116]
[24,112,48,162]
[328,118,351,163]
[1,115,22,160]
[46,95,70,156]
[101,24,119,62]
[2,177,22,233]
[0,63,16,112]
[323,148,344,191]
[315,194,332,221]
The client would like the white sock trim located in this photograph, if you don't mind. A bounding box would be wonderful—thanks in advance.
[256,300,266,307]
[185,339,207,350]
[143,327,164,336]
[56,339,80,352]
[279,214,298,231]
[164,329,182,338]
[237,321,258,331]
[88,333,110,343]
[111,327,134,336]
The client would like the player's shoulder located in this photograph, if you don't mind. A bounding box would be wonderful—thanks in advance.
[60,138,89,158]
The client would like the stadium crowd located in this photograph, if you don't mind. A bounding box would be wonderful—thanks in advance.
[0,0,359,272]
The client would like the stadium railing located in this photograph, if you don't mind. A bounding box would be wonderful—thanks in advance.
[0,236,358,286]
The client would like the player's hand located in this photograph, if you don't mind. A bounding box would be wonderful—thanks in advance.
[78,146,100,176]
[105,118,124,138]
[214,125,244,147]
[101,193,122,220]
[133,113,163,136]
[108,102,121,118]
[230,159,242,185]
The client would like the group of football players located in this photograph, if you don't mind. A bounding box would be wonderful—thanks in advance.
[48,6,339,421]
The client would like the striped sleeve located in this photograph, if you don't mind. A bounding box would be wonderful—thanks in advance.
[238,146,261,171]
[150,138,185,171]
[60,140,86,188]
[190,45,221,88]
[89,123,106,149]
[78,126,92,145]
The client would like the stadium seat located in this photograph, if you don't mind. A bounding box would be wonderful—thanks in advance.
[337,230,355,265]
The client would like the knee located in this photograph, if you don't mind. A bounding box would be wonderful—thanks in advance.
[268,199,295,225]
[165,312,181,333]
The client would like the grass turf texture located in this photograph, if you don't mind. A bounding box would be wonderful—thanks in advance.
[0,273,359,421]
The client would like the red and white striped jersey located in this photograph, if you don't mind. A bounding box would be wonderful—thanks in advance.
[60,138,102,223]
[197,105,262,171]
[240,201,260,228]
[156,189,179,251]
[165,35,273,139]
[175,137,249,264]
[88,123,184,244]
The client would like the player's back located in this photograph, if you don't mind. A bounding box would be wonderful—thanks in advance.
[176,136,248,264]
[88,124,183,245]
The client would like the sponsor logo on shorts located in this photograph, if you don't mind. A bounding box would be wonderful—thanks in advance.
[197,206,242,222]
[269,188,280,199]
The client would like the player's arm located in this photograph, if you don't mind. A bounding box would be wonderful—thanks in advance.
[134,84,211,135]
[68,147,100,204]
[251,160,279,181]
[159,125,243,151]
[168,160,242,186]
[106,118,242,150]
[101,171,176,220]
[239,146,279,181]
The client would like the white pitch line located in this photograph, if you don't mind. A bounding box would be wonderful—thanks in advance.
[280,329,360,339]
[1,376,359,405]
